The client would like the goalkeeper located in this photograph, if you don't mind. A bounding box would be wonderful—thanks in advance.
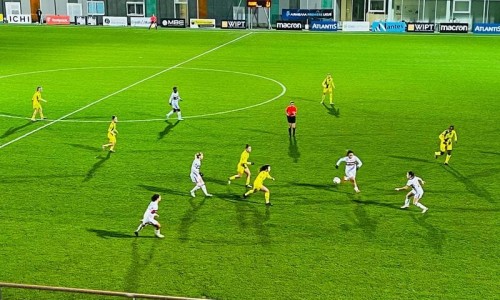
[321,73,335,105]
[228,144,254,188]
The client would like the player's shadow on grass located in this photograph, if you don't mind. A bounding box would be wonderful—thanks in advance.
[410,213,446,254]
[235,202,271,246]
[479,151,500,156]
[158,120,180,140]
[388,155,433,164]
[322,103,339,117]
[217,192,264,205]
[67,143,102,152]
[441,165,494,203]
[178,197,207,243]
[83,152,112,182]
[204,176,230,187]
[351,199,400,210]
[87,228,141,239]
[288,136,300,163]
[124,240,156,293]
[0,121,33,139]
[339,202,378,239]
[138,184,187,197]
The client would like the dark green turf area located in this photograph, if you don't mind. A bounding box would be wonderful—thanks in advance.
[0,26,498,299]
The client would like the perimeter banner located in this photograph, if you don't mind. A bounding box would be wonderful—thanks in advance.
[46,15,70,25]
[190,19,216,29]
[472,23,500,34]
[282,9,333,21]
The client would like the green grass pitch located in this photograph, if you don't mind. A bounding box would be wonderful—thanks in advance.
[0,26,499,299]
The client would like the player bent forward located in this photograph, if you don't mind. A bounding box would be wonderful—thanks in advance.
[190,152,212,197]
[395,171,428,213]
[134,194,165,238]
[243,164,275,206]
[335,150,362,193]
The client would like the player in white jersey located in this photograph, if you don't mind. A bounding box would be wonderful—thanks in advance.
[166,86,183,121]
[395,171,428,213]
[335,150,363,193]
[134,194,164,238]
[189,152,213,197]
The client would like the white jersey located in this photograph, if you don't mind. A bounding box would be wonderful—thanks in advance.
[336,155,362,179]
[169,91,181,109]
[407,176,424,196]
[142,201,159,225]
[191,158,201,176]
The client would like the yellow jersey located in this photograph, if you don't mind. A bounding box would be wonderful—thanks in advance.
[32,91,41,104]
[108,121,117,135]
[238,150,250,168]
[254,170,272,186]
[322,76,334,89]
[439,129,457,145]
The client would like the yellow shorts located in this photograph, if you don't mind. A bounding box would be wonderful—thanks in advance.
[237,165,246,175]
[33,102,41,109]
[440,142,452,152]
[108,133,116,143]
[253,182,263,191]
[323,87,333,94]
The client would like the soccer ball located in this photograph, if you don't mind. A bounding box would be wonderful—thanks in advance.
[333,177,341,184]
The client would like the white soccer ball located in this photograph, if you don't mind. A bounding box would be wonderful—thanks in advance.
[333,177,341,184]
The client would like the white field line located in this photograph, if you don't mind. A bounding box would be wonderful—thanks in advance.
[0,32,254,149]
[0,66,286,123]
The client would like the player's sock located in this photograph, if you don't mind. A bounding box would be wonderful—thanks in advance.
[321,95,325,102]
[201,185,210,196]
[177,112,183,120]
[445,154,451,164]
[229,175,237,181]
[415,203,427,210]
[292,128,296,136]
[136,223,144,232]
[245,189,255,196]
[31,112,37,120]
[191,186,200,193]
[329,94,333,104]
[288,128,291,136]
[166,111,173,119]
[404,198,410,207]
[265,191,270,202]
[245,177,251,186]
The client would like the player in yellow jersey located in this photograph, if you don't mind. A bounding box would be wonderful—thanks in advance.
[228,144,254,187]
[31,86,47,121]
[321,73,335,104]
[434,125,457,165]
[243,164,275,206]
[102,116,118,152]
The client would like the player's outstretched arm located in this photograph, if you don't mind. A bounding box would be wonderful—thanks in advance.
[395,186,409,191]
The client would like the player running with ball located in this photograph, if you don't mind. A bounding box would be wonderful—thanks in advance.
[335,150,363,193]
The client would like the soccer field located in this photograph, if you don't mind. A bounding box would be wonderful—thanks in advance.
[0,26,499,299]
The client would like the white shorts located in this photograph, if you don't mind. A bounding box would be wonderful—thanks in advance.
[171,100,180,110]
[344,169,357,180]
[142,215,159,226]
[412,189,424,199]
[190,173,201,183]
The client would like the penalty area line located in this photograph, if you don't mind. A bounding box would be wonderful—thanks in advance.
[0,32,254,150]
